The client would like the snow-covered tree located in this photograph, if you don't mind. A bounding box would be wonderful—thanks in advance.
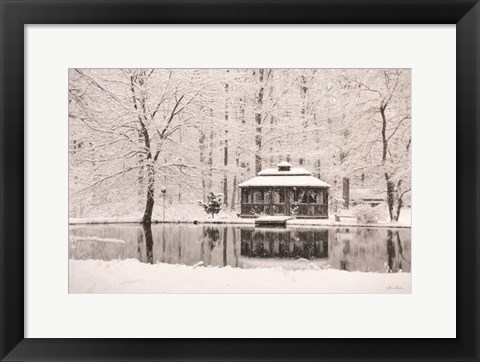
[198,192,223,219]
[69,68,411,222]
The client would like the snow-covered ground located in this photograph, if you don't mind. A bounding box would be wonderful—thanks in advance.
[69,207,411,228]
[397,207,411,225]
[69,207,248,225]
[69,259,411,294]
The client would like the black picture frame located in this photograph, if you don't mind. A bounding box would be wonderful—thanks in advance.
[1,1,478,361]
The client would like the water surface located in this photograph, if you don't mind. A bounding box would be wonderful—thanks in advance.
[69,224,410,273]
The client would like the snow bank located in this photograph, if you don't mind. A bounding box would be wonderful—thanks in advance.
[69,215,143,224]
[69,216,411,228]
[71,236,125,244]
[69,208,250,225]
[397,207,412,225]
[69,259,411,294]
[69,206,411,228]
[69,216,254,225]
[286,219,410,228]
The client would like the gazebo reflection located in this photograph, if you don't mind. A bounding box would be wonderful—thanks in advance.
[240,227,328,259]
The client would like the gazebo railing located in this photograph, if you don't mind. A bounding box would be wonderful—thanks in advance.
[271,204,287,214]
[241,204,271,215]
[294,204,328,217]
[241,203,327,217]
[240,187,329,218]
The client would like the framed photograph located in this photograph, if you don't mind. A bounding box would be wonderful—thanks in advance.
[67,67,413,294]
[1,0,478,361]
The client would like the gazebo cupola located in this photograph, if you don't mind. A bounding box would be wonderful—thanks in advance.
[239,162,330,219]
[277,161,292,171]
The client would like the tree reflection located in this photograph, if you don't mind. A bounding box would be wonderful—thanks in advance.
[223,228,228,266]
[396,231,403,271]
[136,227,143,261]
[386,230,395,272]
[71,224,410,272]
[162,225,166,263]
[386,229,406,273]
[204,227,220,250]
[142,222,154,264]
[232,227,238,267]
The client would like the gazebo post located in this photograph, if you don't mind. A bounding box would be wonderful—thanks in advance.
[269,187,273,215]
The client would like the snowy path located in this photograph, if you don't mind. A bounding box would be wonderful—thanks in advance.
[69,259,411,294]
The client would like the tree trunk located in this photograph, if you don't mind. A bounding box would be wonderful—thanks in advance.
[231,175,237,211]
[232,97,245,211]
[315,159,321,178]
[130,71,156,225]
[266,76,275,167]
[380,105,388,162]
[395,196,403,222]
[299,75,308,166]
[385,174,395,221]
[208,109,214,193]
[342,177,350,209]
[223,79,229,206]
[231,154,240,211]
[255,69,265,174]
[380,104,395,221]
[142,163,155,224]
[199,130,206,202]
[129,74,146,208]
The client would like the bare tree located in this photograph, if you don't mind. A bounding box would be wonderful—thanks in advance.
[69,69,212,223]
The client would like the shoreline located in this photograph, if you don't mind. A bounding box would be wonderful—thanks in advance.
[69,217,411,229]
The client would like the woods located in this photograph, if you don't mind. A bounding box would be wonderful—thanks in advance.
[69,68,411,222]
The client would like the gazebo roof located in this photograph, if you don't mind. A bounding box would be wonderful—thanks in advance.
[258,167,311,176]
[239,162,330,188]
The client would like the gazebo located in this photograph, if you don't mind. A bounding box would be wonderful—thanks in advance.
[239,162,330,218]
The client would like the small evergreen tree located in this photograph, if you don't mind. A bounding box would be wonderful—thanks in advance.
[198,192,222,219]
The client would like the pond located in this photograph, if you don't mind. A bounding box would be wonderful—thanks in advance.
[69,224,411,273]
